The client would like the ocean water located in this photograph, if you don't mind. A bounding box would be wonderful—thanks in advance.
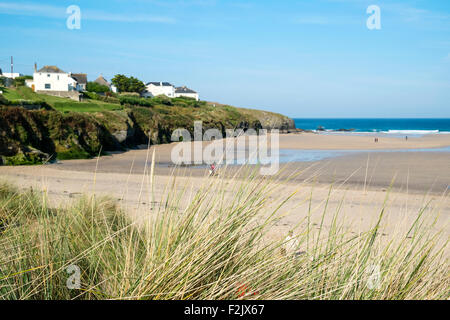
[278,146,450,163]
[293,118,450,135]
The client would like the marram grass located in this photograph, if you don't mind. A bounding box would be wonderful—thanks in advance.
[0,166,448,300]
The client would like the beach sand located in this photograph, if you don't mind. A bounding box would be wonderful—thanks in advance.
[1,132,448,247]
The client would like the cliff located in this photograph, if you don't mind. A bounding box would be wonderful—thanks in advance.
[0,96,295,165]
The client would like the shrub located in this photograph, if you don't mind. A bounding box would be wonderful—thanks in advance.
[119,96,154,107]
[86,82,110,94]
[83,91,120,104]
[0,94,9,105]
[13,76,32,87]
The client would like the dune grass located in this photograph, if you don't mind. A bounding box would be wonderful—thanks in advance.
[0,166,448,300]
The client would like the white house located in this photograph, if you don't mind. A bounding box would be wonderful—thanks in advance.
[28,66,78,92]
[143,82,175,98]
[174,86,199,101]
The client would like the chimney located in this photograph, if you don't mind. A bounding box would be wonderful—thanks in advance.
[34,63,37,73]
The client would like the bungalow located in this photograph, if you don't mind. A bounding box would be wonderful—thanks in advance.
[143,82,175,98]
[174,86,199,101]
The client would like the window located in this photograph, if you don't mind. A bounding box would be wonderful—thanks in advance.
[45,84,51,89]
[47,74,50,77]
[57,76,59,80]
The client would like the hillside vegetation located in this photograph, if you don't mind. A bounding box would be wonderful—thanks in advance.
[0,87,294,165]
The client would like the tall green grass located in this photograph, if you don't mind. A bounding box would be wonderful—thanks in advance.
[0,166,448,300]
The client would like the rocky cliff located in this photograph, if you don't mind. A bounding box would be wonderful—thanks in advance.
[0,103,295,165]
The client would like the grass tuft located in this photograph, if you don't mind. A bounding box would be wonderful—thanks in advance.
[0,168,448,300]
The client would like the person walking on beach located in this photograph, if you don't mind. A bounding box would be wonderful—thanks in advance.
[209,163,217,176]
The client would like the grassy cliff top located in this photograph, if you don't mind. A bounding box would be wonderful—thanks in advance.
[1,87,293,128]
[0,86,294,165]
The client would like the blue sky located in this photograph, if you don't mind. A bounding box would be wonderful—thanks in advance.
[0,0,449,118]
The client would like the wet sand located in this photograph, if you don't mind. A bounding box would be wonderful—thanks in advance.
[30,133,450,194]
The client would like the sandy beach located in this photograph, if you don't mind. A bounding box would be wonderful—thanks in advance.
[0,132,448,245]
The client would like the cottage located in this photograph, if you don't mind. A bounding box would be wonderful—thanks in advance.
[26,65,81,101]
[28,66,77,92]
[71,73,88,91]
[143,82,175,98]
[174,86,199,101]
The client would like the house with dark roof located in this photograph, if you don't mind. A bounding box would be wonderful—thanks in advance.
[174,86,199,101]
[143,81,175,98]
[71,73,88,91]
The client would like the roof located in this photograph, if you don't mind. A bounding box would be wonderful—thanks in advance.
[71,73,87,84]
[37,66,66,73]
[94,75,110,87]
[175,86,197,94]
[146,82,173,87]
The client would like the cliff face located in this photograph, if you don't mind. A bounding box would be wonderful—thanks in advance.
[238,108,295,131]
[0,104,295,165]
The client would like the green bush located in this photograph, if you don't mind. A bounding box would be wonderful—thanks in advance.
[86,82,110,94]
[83,91,120,104]
[13,76,32,87]
[0,94,9,105]
[119,96,154,107]
[2,152,45,165]
[151,95,173,106]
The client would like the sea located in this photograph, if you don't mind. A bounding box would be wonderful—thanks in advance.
[293,118,450,136]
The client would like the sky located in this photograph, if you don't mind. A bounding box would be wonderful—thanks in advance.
[0,0,449,118]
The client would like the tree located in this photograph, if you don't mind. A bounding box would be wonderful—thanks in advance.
[111,74,145,93]
[86,81,110,93]
[128,77,146,93]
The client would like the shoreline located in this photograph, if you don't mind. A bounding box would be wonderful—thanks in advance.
[1,132,449,195]
[0,132,448,249]
[276,132,450,150]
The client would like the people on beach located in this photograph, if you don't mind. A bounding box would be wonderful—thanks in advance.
[374,137,379,143]
[209,163,217,176]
